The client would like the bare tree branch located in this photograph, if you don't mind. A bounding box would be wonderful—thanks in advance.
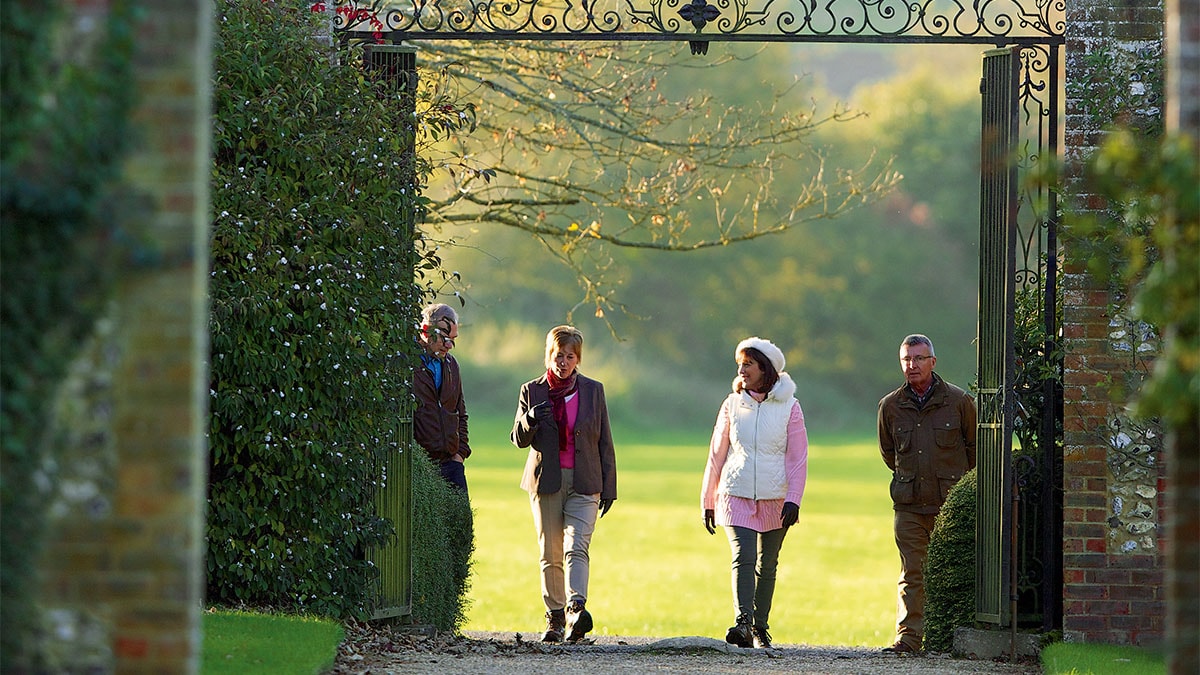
[386,36,901,321]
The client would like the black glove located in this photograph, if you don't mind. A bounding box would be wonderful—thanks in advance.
[599,498,613,517]
[704,508,716,535]
[525,401,553,426]
[781,501,799,529]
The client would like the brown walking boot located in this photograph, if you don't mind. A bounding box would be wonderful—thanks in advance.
[882,639,920,654]
[541,609,566,643]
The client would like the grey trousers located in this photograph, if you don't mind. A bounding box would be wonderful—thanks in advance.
[530,468,600,611]
[726,525,788,628]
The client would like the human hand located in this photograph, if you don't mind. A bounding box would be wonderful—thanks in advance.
[599,498,613,517]
[781,501,799,528]
[704,509,716,535]
[525,401,552,426]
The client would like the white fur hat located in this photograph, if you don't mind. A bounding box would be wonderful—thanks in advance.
[736,337,785,373]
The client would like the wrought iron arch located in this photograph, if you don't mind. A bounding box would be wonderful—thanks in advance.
[333,0,1063,51]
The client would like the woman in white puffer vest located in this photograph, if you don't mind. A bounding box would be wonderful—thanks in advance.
[701,337,809,649]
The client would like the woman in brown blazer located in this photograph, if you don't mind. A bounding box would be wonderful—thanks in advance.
[510,325,617,644]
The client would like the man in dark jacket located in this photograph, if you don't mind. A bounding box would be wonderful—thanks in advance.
[877,334,976,654]
[414,303,472,493]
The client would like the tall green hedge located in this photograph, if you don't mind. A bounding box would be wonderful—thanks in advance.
[924,468,977,653]
[0,0,135,668]
[207,0,470,618]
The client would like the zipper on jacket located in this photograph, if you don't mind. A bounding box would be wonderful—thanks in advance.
[752,397,760,500]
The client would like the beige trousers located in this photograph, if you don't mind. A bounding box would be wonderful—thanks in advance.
[894,510,938,649]
[530,468,600,611]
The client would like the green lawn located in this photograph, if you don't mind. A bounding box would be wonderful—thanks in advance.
[1041,642,1166,675]
[201,610,342,675]
[463,416,898,646]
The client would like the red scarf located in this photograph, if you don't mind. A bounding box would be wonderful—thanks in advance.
[546,369,578,453]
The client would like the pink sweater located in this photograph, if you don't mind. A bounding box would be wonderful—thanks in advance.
[558,391,579,469]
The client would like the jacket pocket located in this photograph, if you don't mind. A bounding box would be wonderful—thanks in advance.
[890,473,916,505]
[934,421,960,448]
[893,424,917,478]
[936,469,964,503]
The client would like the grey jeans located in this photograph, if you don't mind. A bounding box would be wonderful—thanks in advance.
[726,525,788,628]
[530,468,600,611]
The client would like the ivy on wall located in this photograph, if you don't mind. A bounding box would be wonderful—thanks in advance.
[1063,32,1198,552]
[1073,131,1198,427]
[1064,33,1197,428]
[0,0,136,668]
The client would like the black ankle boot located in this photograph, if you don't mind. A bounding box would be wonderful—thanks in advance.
[541,609,565,642]
[751,624,772,648]
[565,600,593,642]
[725,612,753,648]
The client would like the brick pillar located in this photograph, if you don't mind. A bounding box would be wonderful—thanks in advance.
[1062,0,1168,647]
[36,1,212,673]
[1163,1,1199,671]
[109,2,212,670]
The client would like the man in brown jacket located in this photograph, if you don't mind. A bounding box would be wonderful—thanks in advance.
[877,334,976,654]
[414,303,472,494]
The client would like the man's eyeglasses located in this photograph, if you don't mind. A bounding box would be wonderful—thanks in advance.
[901,355,933,365]
[427,317,457,347]
[429,329,455,347]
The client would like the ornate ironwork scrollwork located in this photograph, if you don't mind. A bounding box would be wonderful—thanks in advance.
[331,0,1063,43]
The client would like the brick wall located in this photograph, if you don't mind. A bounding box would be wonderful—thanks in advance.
[1062,0,1168,648]
[35,1,212,672]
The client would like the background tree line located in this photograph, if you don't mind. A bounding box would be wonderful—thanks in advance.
[434,43,985,432]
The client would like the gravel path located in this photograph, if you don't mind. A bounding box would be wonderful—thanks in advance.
[329,627,1042,675]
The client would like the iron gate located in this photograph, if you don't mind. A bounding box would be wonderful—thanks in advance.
[977,45,1063,629]
[977,47,1019,626]
[334,0,1065,627]
[364,44,418,620]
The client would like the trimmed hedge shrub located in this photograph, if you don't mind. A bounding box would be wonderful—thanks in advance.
[206,0,471,618]
[924,467,977,653]
[410,450,474,632]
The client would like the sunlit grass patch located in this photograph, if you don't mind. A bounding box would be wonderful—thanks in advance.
[464,417,896,646]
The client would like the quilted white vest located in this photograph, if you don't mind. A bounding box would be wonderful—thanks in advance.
[720,373,797,500]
